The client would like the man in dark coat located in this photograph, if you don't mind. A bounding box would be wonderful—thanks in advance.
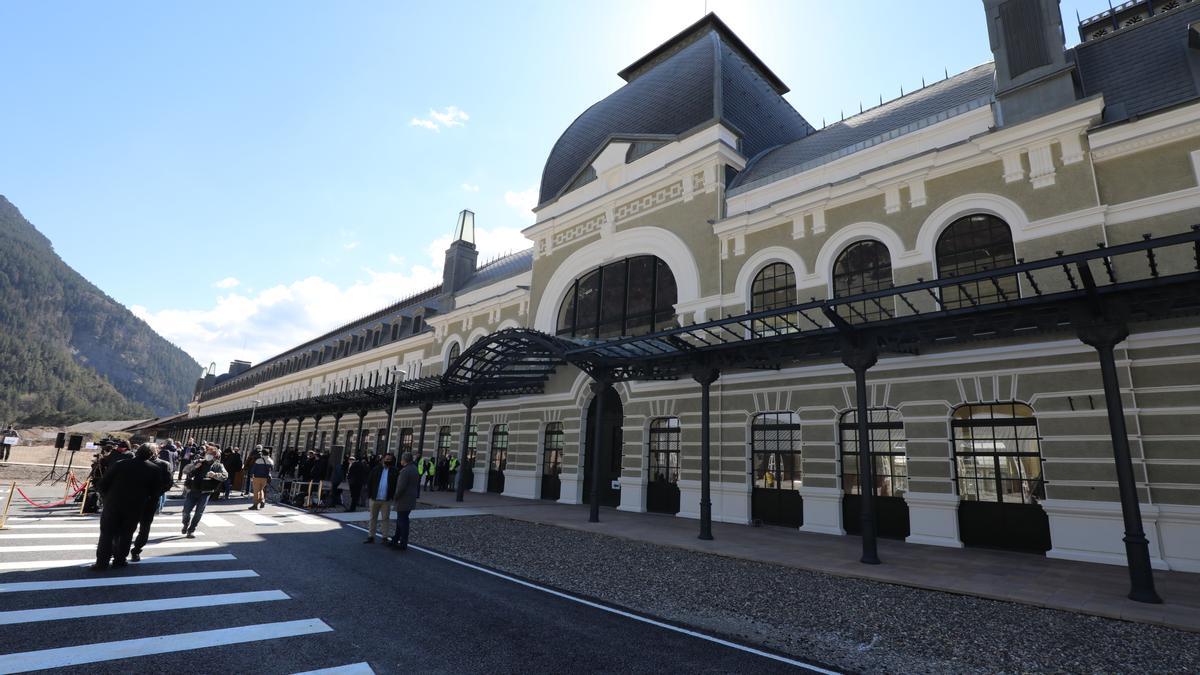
[93,444,165,570]
[130,445,175,562]
[388,452,420,550]
[346,455,369,512]
[364,453,398,543]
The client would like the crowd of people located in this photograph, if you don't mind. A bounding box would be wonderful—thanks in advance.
[83,435,453,569]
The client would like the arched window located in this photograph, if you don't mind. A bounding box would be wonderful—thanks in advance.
[952,403,1044,504]
[445,342,460,374]
[436,426,452,458]
[833,240,893,322]
[936,214,1019,309]
[556,255,677,338]
[839,408,908,497]
[750,262,797,336]
[489,424,508,473]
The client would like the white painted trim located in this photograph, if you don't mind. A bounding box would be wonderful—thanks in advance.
[729,246,808,309]
[808,222,912,290]
[533,226,702,332]
[1089,99,1200,161]
[1106,186,1200,225]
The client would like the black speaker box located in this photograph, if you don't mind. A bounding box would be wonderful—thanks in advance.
[55,432,66,449]
[67,434,84,452]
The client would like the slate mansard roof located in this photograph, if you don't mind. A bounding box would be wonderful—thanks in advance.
[1074,4,1200,122]
[729,63,998,195]
[537,14,815,206]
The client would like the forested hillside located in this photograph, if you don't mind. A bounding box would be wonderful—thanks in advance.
[0,195,199,425]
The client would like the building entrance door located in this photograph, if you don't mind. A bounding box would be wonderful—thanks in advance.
[582,388,622,508]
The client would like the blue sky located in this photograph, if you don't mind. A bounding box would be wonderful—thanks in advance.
[0,0,1100,370]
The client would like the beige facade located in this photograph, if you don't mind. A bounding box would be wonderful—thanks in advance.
[184,7,1200,574]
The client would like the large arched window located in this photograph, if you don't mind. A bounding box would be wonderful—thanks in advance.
[445,342,460,374]
[936,214,1019,309]
[952,402,1044,504]
[750,262,797,335]
[833,240,893,323]
[540,422,564,501]
[436,426,452,458]
[556,255,677,338]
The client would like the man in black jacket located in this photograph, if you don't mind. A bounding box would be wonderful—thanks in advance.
[93,444,165,570]
[181,445,227,537]
[130,445,175,562]
[346,455,368,512]
[363,453,398,543]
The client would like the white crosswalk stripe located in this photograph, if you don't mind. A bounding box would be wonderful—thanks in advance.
[0,619,334,673]
[0,531,203,539]
[0,554,237,572]
[0,541,218,553]
[200,514,234,527]
[0,590,289,625]
[238,512,279,525]
[0,503,347,672]
[294,663,376,675]
[0,569,258,593]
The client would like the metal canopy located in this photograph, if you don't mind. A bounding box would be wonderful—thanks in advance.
[562,227,1200,378]
[179,226,1200,423]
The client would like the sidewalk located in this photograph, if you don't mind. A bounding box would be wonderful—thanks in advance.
[417,489,1200,633]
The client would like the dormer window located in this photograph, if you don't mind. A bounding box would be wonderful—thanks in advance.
[565,166,597,194]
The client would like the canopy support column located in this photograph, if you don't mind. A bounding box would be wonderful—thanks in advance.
[417,402,433,457]
[588,377,613,524]
[692,367,720,541]
[455,395,479,503]
[844,344,881,565]
[1074,261,1162,604]
[354,411,366,458]
[330,414,343,466]
[1079,320,1162,604]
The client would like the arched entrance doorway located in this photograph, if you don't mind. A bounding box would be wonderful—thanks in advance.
[582,387,622,508]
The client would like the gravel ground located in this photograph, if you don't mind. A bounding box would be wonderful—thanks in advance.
[410,515,1199,674]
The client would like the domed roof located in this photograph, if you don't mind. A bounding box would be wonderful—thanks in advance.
[537,15,814,207]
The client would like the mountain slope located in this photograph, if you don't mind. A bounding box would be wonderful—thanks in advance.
[0,195,199,425]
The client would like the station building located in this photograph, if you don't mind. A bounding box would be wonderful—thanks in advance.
[176,0,1200,578]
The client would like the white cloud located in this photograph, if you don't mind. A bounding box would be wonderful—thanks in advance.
[343,241,359,251]
[387,253,403,264]
[461,183,480,192]
[213,277,240,289]
[135,226,532,370]
[409,106,469,132]
[504,187,538,224]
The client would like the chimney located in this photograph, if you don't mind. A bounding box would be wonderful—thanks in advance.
[983,0,1077,125]
[442,209,479,294]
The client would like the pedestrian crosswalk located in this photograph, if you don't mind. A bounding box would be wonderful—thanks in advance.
[0,500,373,674]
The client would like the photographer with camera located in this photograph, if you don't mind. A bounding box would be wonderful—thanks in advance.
[180,444,227,538]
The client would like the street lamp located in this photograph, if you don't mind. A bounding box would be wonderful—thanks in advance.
[245,399,262,462]
[386,366,405,454]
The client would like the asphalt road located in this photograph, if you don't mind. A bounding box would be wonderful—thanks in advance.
[0,490,825,674]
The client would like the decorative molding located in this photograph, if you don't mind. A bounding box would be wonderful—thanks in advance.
[884,185,901,214]
[1060,131,1084,165]
[1028,143,1056,188]
[1106,186,1200,225]
[908,178,927,208]
[1089,100,1200,161]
